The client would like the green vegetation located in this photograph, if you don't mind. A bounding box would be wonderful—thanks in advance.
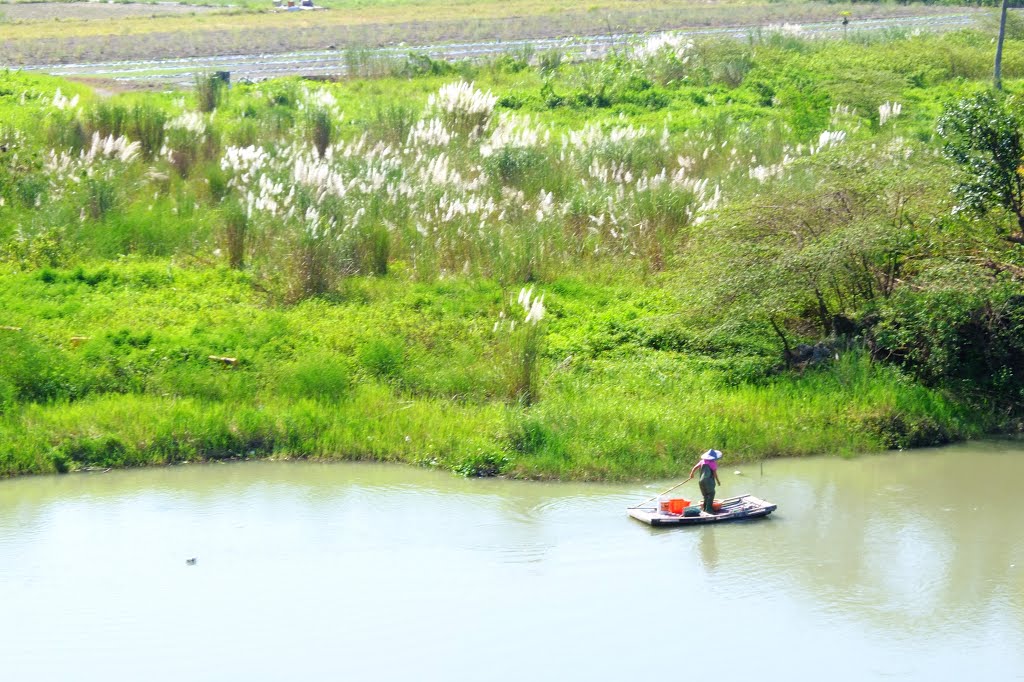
[1,27,1023,480]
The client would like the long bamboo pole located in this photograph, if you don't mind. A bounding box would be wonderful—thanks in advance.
[627,478,692,510]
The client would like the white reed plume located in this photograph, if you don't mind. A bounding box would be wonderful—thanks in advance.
[292,155,348,198]
[691,184,721,225]
[304,88,338,110]
[87,133,141,164]
[407,118,453,148]
[749,163,784,183]
[480,113,549,157]
[428,81,497,117]
[810,130,846,155]
[51,88,79,111]
[221,145,271,191]
[45,133,140,180]
[764,23,804,36]
[633,33,694,62]
[416,153,485,191]
[517,286,545,324]
[245,173,291,218]
[166,111,207,136]
[878,101,902,127]
[564,122,650,153]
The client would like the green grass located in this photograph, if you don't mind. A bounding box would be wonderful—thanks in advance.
[0,261,993,479]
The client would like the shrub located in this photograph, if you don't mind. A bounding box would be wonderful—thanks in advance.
[427,81,497,137]
[306,106,333,158]
[358,337,406,380]
[195,72,228,113]
[278,354,352,401]
[54,435,130,468]
[862,411,954,450]
[222,200,248,269]
[84,176,119,220]
[870,285,1024,402]
[371,102,418,146]
[164,120,204,178]
[0,332,68,403]
[0,374,15,415]
[85,101,129,139]
[127,103,167,159]
[45,109,86,152]
[498,287,546,406]
[452,450,509,477]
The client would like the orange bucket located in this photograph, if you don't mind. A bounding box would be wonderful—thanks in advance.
[668,498,688,514]
[712,500,723,512]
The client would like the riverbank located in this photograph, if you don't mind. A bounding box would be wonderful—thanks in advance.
[1,28,1022,479]
[0,262,997,480]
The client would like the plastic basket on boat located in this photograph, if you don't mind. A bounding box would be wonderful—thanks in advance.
[668,498,688,514]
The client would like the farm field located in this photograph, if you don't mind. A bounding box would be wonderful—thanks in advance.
[0,0,978,66]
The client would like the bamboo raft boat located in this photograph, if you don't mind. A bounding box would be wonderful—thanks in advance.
[627,494,777,527]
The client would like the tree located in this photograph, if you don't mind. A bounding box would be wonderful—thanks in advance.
[686,140,950,354]
[937,92,1024,245]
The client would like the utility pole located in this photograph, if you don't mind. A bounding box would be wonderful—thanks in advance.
[995,0,1009,90]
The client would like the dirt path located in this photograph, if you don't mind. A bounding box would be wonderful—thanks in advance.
[0,2,224,21]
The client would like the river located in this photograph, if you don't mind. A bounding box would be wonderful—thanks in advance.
[1,441,1022,680]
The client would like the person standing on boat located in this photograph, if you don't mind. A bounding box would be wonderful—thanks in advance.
[687,449,722,513]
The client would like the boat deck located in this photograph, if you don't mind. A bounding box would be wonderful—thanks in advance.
[627,494,777,526]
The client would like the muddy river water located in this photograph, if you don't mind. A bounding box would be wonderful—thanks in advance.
[1,442,1022,680]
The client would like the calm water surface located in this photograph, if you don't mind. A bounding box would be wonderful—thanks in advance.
[2,442,1023,680]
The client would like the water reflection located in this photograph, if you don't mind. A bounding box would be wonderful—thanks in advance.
[698,527,718,569]
[729,444,1024,640]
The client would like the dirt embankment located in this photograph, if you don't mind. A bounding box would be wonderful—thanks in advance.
[0,2,224,21]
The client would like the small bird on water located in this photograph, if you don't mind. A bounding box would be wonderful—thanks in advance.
[186,558,197,565]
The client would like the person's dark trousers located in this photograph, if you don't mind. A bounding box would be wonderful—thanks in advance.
[699,480,715,513]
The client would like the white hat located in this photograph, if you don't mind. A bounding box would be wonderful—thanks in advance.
[701,449,722,461]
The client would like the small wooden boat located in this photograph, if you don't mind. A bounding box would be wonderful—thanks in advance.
[627,494,777,527]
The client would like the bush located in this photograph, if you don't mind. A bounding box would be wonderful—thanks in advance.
[358,338,405,380]
[45,109,86,152]
[0,332,68,403]
[278,354,352,401]
[85,101,129,139]
[862,411,954,450]
[371,102,418,146]
[306,106,333,158]
[54,435,130,468]
[127,103,167,159]
[195,72,228,113]
[870,285,1024,402]
[221,200,248,269]
[452,450,509,477]
[0,374,15,415]
[485,146,549,192]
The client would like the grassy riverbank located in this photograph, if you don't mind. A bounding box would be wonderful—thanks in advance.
[0,262,987,479]
[1,26,1023,479]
